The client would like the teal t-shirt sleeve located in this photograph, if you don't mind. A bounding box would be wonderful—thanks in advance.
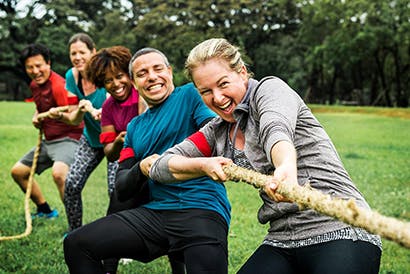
[124,120,133,149]
[65,69,78,96]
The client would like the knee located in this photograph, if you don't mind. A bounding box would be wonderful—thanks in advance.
[63,233,75,254]
[64,230,87,254]
[10,163,29,182]
[52,169,66,188]
[63,231,83,264]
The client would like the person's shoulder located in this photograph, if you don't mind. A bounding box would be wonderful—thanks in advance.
[97,87,108,94]
[126,114,145,132]
[65,67,74,78]
[49,71,65,82]
[49,71,67,93]
[29,80,38,90]
[254,76,289,89]
[102,95,115,109]
[174,82,199,100]
[64,68,77,91]
[177,82,196,92]
[206,116,225,130]
[91,87,108,99]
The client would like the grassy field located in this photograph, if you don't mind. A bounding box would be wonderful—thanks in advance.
[0,101,409,273]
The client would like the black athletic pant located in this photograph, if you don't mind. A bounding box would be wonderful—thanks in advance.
[64,208,228,274]
[236,239,381,274]
[103,186,185,274]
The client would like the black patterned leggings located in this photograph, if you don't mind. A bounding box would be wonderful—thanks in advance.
[64,135,118,231]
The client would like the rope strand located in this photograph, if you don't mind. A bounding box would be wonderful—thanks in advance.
[0,130,42,241]
[223,164,410,248]
[36,106,69,119]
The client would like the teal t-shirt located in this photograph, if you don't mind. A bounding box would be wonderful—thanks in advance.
[65,68,107,148]
[124,83,231,226]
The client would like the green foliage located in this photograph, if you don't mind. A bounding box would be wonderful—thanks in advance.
[0,102,409,273]
[91,10,137,51]
[1,0,409,105]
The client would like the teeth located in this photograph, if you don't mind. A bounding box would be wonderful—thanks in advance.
[219,100,231,110]
[148,84,162,91]
[115,87,123,94]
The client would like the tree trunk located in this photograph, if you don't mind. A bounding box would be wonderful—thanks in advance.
[392,43,408,107]
[374,50,392,107]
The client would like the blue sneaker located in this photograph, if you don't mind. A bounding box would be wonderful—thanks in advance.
[31,209,59,219]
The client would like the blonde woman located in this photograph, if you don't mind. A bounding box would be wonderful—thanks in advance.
[150,38,382,274]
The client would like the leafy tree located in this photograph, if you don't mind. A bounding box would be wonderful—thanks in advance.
[0,0,408,105]
[297,0,409,106]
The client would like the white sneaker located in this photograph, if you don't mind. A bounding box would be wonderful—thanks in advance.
[119,258,133,265]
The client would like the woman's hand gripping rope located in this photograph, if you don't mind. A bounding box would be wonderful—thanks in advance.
[79,99,101,120]
[222,163,410,249]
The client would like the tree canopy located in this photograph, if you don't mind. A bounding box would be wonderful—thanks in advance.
[0,0,409,106]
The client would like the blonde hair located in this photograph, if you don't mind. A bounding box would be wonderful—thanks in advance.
[185,38,252,80]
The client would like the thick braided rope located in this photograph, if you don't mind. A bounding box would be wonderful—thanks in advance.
[0,106,75,241]
[0,106,68,241]
[0,130,42,241]
[36,106,69,119]
[223,164,410,248]
[83,104,97,114]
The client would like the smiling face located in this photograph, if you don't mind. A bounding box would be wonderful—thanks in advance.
[192,59,248,123]
[103,69,132,102]
[24,54,51,86]
[131,52,174,107]
[69,40,95,73]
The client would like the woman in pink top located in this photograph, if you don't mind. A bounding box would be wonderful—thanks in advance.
[86,45,145,273]
[87,46,146,162]
[87,46,148,209]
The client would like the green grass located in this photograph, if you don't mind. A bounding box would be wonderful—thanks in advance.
[0,102,409,273]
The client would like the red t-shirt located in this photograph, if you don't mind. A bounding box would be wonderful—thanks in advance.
[31,71,83,141]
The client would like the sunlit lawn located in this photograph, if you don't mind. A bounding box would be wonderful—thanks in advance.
[0,102,409,273]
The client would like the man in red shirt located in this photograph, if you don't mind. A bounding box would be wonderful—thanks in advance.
[11,44,83,219]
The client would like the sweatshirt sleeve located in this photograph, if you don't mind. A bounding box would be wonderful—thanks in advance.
[115,157,148,202]
[253,77,301,164]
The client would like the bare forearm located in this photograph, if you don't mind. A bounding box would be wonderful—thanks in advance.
[64,108,85,125]
[168,155,208,181]
[270,140,298,184]
[263,140,298,202]
[151,154,232,183]
[271,141,296,168]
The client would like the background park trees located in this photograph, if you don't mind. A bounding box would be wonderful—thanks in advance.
[0,0,409,107]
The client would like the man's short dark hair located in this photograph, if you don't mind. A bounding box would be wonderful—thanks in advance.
[19,43,51,67]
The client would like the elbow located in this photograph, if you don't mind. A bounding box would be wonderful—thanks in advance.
[105,151,118,162]
[106,155,117,162]
[149,156,177,184]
